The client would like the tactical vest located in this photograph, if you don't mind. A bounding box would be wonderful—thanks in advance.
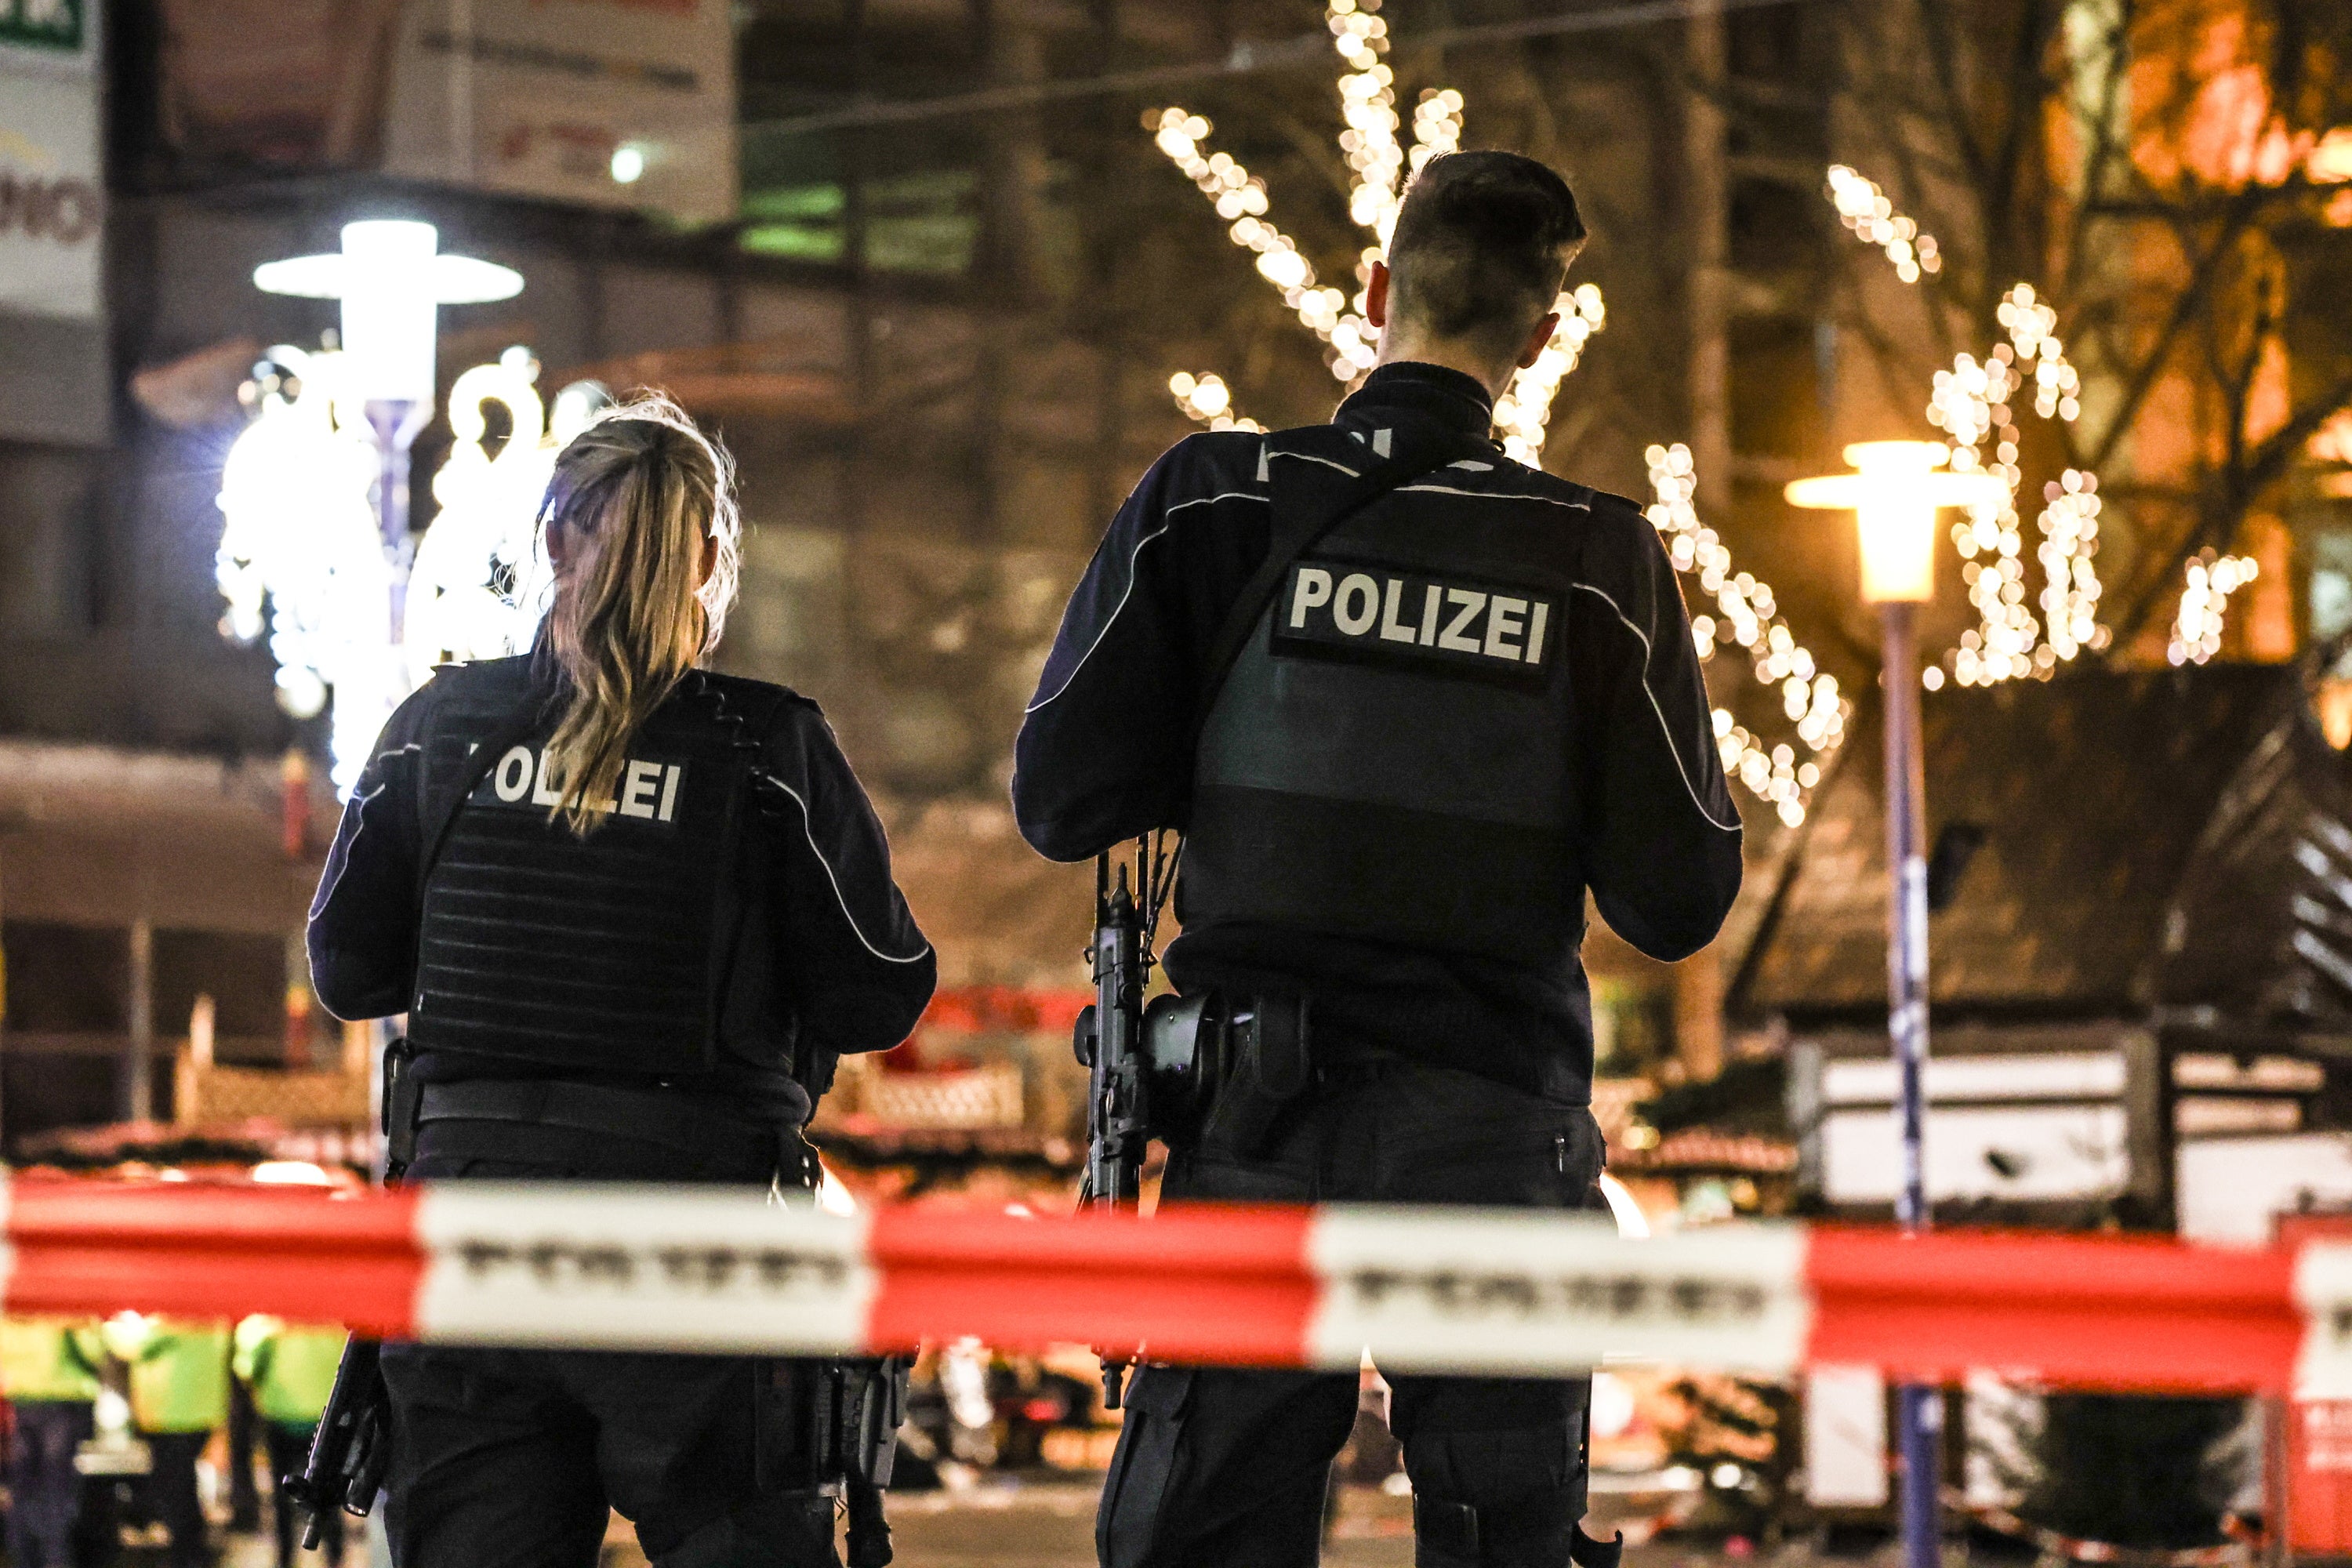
[1179,425,1586,971]
[407,666,789,1076]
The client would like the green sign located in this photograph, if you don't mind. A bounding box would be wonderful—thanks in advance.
[0,0,82,52]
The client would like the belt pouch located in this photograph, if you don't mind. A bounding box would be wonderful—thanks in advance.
[1200,993,1311,1159]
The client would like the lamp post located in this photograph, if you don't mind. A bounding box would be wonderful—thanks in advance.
[1786,441,2005,1568]
[253,220,523,641]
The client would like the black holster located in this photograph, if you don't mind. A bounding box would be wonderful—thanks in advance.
[1199,993,1312,1159]
[381,1036,420,1179]
[753,1356,908,1568]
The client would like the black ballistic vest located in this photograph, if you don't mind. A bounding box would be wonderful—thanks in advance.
[408,667,789,1076]
[1181,425,1585,971]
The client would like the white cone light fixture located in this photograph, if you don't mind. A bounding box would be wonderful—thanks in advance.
[253,220,522,403]
[1786,441,2009,605]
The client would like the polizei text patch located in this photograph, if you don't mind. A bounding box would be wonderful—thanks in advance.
[1272,559,1561,682]
[468,743,688,826]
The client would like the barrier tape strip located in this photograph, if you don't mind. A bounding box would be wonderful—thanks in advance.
[0,1174,2339,1393]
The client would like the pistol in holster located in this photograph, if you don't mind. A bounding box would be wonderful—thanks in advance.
[381,1035,421,1179]
[753,1356,909,1568]
[1113,989,1311,1161]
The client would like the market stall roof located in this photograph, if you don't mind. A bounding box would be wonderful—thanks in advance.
[1733,664,2332,1027]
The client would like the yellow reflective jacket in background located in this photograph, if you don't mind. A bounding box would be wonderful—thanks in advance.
[100,1316,230,1433]
[0,1317,105,1403]
[232,1316,345,1428]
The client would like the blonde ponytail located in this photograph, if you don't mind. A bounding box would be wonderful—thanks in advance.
[535,395,741,833]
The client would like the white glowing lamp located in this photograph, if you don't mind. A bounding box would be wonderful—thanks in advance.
[1785,441,2009,604]
[253,221,523,404]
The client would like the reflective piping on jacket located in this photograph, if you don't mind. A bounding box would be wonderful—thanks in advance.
[1163,490,1271,516]
[1567,583,1743,834]
[1393,484,1593,509]
[1272,450,1366,480]
[305,780,389,920]
[753,773,934,965]
[1022,519,1172,715]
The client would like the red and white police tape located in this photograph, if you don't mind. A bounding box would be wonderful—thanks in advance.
[2,1174,2344,1393]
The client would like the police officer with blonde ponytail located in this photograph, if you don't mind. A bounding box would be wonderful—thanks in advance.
[309,396,935,1566]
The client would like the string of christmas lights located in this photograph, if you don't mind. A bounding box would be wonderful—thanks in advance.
[1151,2,1600,461]
[1831,169,2108,688]
[1166,371,1266,433]
[215,345,402,795]
[1149,109,1352,360]
[2169,550,2259,666]
[1827,164,1941,282]
[1648,442,1845,827]
[1494,286,1607,465]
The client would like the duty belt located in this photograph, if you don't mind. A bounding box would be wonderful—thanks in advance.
[416,1078,815,1184]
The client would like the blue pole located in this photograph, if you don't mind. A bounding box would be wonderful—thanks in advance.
[1880,601,1940,1568]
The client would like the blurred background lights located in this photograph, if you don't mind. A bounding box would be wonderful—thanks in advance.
[404,347,575,687]
[1826,165,1941,282]
[1147,0,1604,458]
[610,143,648,185]
[1166,371,1264,433]
[2169,550,2259,666]
[1650,441,1844,829]
[230,225,534,796]
[213,343,399,793]
[1830,170,2112,687]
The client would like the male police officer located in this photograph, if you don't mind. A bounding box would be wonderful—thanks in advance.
[1013,151,1743,1568]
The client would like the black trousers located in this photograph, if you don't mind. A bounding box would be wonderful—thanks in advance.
[142,1430,212,1568]
[6,1400,93,1568]
[383,1138,836,1568]
[1097,1062,1609,1568]
[229,1377,263,1533]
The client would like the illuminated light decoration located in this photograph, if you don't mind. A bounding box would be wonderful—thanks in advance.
[1828,171,2107,686]
[1166,371,1266,434]
[2168,550,2259,666]
[403,348,608,686]
[1826,165,1942,282]
[1493,285,1606,466]
[214,345,402,796]
[1149,2,1605,459]
[241,221,527,795]
[1650,442,1845,828]
[2312,128,2352,184]
[2033,470,2105,662]
[220,345,582,797]
[1149,108,1356,377]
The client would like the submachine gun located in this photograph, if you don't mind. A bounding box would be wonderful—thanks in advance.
[1071,832,1235,1408]
[281,1335,390,1551]
[281,1041,418,1552]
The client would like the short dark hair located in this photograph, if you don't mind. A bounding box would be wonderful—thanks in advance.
[1386,151,1586,358]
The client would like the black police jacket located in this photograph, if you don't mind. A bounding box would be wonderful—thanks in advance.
[309,655,937,1125]
[1011,361,1743,1103]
